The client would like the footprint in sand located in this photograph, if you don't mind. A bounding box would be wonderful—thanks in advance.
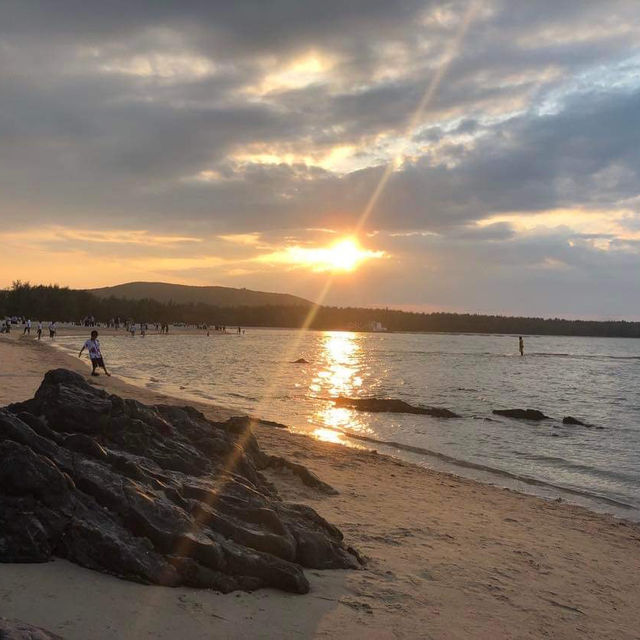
[340,598,374,614]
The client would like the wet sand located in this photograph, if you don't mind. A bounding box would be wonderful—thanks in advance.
[1,333,639,639]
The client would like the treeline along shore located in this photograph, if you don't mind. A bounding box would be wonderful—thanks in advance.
[3,281,640,337]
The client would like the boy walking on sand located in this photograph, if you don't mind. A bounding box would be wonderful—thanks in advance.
[79,330,111,377]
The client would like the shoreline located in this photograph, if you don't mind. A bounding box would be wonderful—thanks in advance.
[46,329,640,523]
[1,333,640,638]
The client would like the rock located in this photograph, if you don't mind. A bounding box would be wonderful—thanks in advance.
[334,397,459,418]
[0,369,360,593]
[562,416,586,426]
[0,440,72,503]
[256,418,288,429]
[63,433,108,459]
[560,416,604,430]
[0,617,63,639]
[293,358,309,364]
[492,409,550,421]
[265,456,339,495]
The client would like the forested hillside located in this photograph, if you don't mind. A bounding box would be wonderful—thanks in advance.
[2,282,639,337]
[90,281,311,308]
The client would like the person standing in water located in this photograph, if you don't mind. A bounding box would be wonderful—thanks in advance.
[36,321,42,340]
[79,330,111,377]
[518,336,524,356]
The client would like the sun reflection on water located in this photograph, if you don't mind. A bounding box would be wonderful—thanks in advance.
[309,331,370,442]
[311,427,346,445]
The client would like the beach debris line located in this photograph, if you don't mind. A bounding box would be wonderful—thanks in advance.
[334,396,459,418]
[0,369,360,594]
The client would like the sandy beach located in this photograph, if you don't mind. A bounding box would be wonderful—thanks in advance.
[1,332,639,639]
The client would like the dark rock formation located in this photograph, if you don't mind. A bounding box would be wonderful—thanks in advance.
[562,416,586,426]
[561,416,603,429]
[492,409,550,421]
[0,618,62,640]
[0,369,360,594]
[256,418,288,429]
[292,358,309,364]
[265,456,338,495]
[334,396,459,418]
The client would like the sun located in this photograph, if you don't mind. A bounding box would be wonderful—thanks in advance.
[255,235,385,272]
[291,236,384,272]
[323,238,363,271]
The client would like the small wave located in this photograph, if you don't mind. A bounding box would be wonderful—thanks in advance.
[527,352,640,361]
[512,453,636,484]
[338,431,636,511]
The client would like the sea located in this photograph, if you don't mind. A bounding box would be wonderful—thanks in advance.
[55,329,640,520]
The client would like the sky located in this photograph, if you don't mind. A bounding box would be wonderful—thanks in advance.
[1,0,640,318]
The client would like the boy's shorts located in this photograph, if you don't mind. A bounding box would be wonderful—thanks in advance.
[91,357,105,367]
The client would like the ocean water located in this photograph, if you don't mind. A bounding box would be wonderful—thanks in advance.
[56,329,640,520]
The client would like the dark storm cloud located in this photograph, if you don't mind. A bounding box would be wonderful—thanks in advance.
[1,0,429,57]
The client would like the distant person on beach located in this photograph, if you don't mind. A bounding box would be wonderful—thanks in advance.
[36,321,42,340]
[23,319,31,335]
[79,330,111,377]
[519,336,524,356]
[49,322,56,339]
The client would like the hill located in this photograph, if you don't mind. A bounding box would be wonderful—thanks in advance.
[3,283,640,337]
[89,281,312,308]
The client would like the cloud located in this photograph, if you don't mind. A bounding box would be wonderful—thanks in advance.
[1,0,640,315]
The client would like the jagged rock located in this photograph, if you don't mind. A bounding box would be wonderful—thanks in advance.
[493,409,550,421]
[334,396,459,418]
[63,433,108,459]
[560,416,603,429]
[0,617,62,639]
[561,416,585,426]
[266,455,339,495]
[257,418,288,429]
[0,369,360,593]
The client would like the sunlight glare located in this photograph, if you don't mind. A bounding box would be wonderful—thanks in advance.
[309,332,371,439]
[311,427,346,445]
[283,237,384,272]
